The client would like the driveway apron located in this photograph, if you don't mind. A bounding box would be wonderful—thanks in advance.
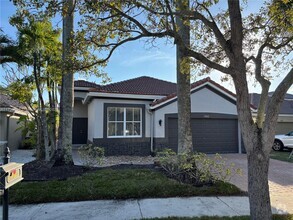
[223,154,293,214]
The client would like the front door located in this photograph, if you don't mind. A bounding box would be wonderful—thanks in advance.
[72,118,88,144]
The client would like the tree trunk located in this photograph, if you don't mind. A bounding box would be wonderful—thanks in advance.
[246,139,272,220]
[36,111,45,159]
[47,76,56,156]
[232,72,273,220]
[176,0,193,153]
[33,52,49,160]
[55,0,75,165]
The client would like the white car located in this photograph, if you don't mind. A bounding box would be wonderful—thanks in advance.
[273,131,293,151]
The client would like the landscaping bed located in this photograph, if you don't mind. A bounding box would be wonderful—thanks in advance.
[7,159,244,204]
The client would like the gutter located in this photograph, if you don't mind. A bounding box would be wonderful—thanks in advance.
[147,107,154,153]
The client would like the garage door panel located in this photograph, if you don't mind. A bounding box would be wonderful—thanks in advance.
[168,117,238,153]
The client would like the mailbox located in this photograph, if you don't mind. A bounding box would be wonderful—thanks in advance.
[0,162,24,189]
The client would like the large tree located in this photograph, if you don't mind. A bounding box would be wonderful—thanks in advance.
[56,0,75,165]
[4,17,62,161]
[76,1,292,219]
[11,0,108,165]
[176,0,193,153]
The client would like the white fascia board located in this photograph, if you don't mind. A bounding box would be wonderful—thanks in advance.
[0,107,28,116]
[278,114,293,117]
[0,108,15,113]
[149,96,177,110]
[83,92,165,104]
[74,87,91,91]
[252,113,293,117]
[58,86,91,92]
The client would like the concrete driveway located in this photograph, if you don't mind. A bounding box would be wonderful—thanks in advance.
[223,154,293,214]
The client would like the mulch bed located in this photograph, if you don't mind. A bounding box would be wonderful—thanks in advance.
[23,160,156,181]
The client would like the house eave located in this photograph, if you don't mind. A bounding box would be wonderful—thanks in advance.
[83,92,165,104]
[0,107,28,116]
[74,87,93,91]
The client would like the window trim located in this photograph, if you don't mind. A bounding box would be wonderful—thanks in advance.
[103,103,145,139]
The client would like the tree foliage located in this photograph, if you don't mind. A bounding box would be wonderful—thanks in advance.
[74,1,292,219]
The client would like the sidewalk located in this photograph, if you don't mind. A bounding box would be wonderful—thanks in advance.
[7,197,252,220]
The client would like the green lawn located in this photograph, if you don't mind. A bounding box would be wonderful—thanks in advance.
[8,168,242,204]
[270,150,293,163]
[145,215,293,220]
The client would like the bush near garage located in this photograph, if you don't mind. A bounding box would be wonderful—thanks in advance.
[156,149,242,186]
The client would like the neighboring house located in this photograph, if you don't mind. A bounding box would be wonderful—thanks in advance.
[250,92,293,134]
[73,76,248,156]
[0,93,29,152]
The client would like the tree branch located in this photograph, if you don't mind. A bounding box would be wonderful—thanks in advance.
[77,35,144,70]
[181,9,233,60]
[228,0,243,58]
[266,36,293,50]
[264,67,293,139]
[185,48,232,74]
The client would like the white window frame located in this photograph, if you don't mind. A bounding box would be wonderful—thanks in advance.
[107,107,142,138]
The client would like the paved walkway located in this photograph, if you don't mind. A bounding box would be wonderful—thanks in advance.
[222,154,293,214]
[0,197,250,220]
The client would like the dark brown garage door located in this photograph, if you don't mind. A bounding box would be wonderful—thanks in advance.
[168,117,238,153]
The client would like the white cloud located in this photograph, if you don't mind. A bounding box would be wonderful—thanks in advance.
[120,50,175,67]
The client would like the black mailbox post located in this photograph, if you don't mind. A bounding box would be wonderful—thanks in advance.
[1,147,24,220]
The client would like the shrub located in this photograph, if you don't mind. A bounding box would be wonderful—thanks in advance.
[78,144,104,167]
[21,136,36,149]
[157,149,242,186]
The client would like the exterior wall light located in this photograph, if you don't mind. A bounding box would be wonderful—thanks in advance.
[159,119,162,126]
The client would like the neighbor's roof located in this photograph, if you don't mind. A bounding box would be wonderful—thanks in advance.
[0,93,28,114]
[89,76,177,96]
[250,93,293,114]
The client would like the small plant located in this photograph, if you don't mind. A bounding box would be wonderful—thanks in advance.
[21,136,36,149]
[78,144,104,167]
[156,149,242,186]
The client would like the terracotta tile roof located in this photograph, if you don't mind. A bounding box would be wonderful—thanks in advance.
[74,80,101,88]
[90,76,177,96]
[0,93,27,112]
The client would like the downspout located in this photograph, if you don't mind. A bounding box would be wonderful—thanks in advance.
[6,112,14,148]
[238,121,242,154]
[147,108,154,153]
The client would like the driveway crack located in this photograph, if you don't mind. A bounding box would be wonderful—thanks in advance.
[137,200,143,219]
[217,197,241,216]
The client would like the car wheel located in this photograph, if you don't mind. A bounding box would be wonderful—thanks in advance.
[272,140,283,151]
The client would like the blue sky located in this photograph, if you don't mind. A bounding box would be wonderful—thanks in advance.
[0,0,291,93]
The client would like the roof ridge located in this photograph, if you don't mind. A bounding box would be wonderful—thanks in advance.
[141,76,176,85]
[103,75,175,87]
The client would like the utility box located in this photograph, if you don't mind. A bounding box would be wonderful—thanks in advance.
[0,162,24,189]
